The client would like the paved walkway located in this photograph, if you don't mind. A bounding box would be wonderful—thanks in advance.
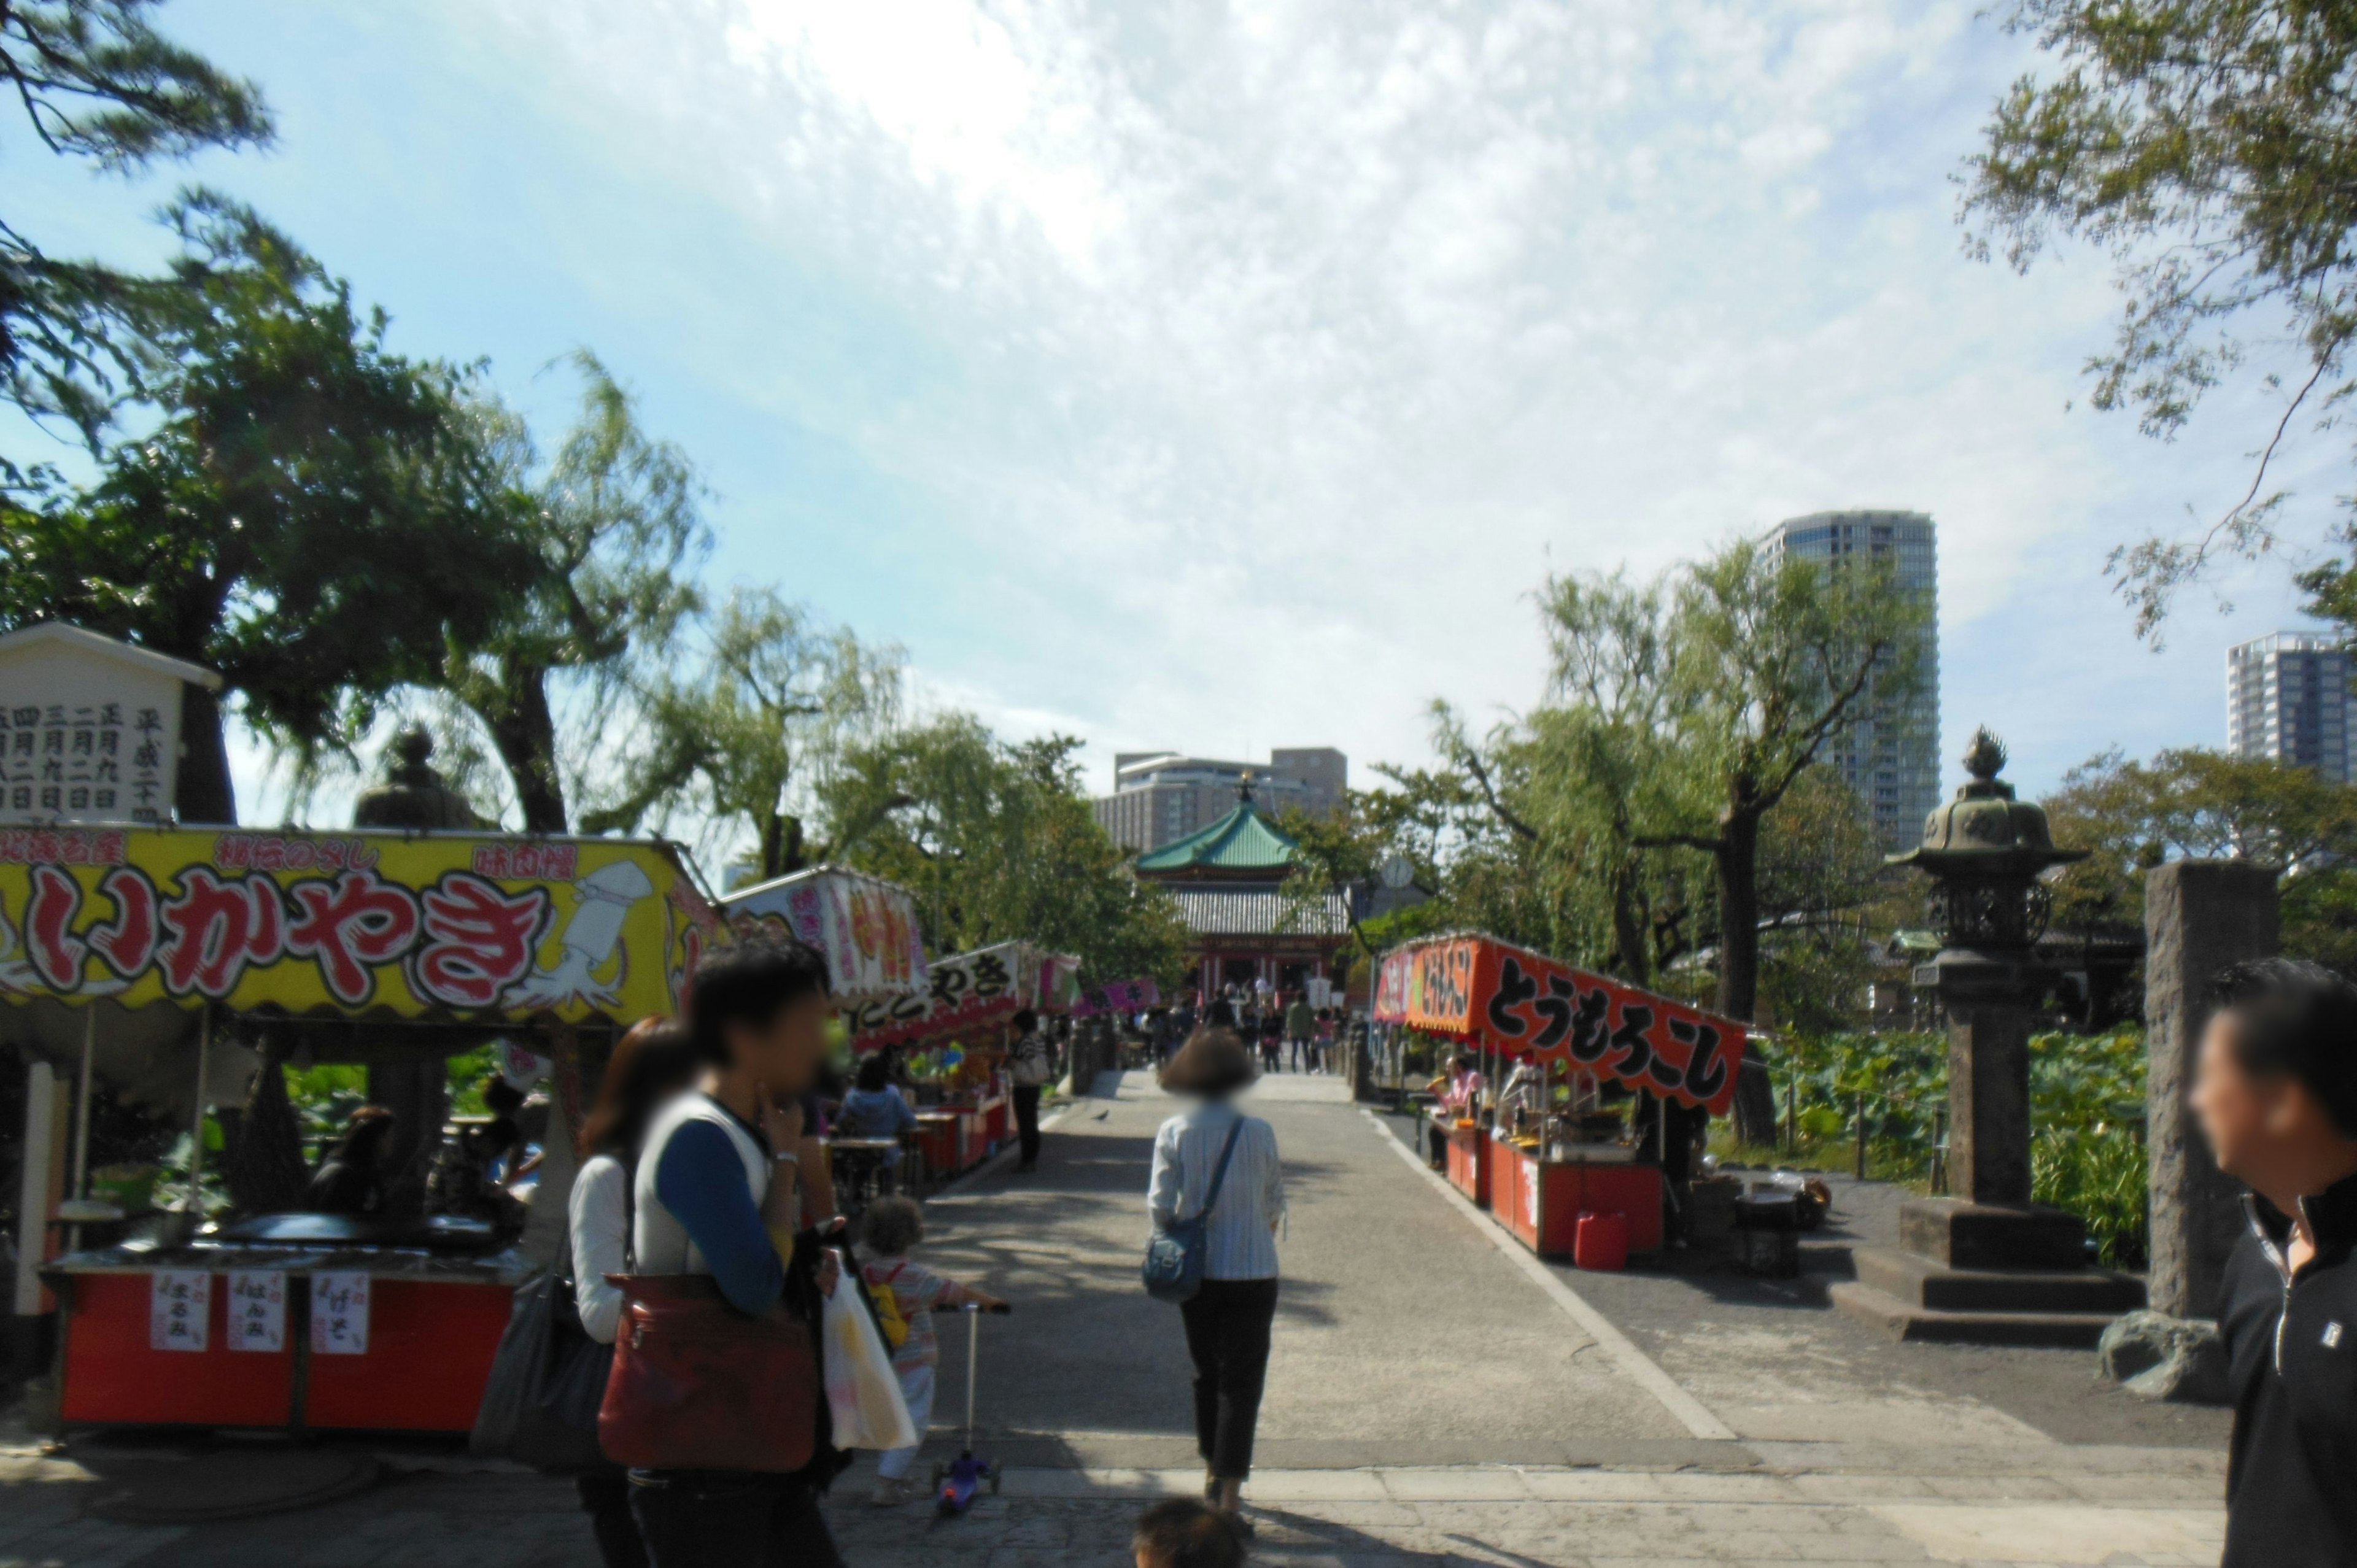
[0,1071,2230,1566]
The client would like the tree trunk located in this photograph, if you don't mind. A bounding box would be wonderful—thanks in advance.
[482,663,568,832]
[1609,858,1652,987]
[174,683,238,825]
[1714,808,1781,1145]
[218,1038,308,1213]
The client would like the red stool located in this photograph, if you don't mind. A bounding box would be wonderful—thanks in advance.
[1573,1210,1628,1271]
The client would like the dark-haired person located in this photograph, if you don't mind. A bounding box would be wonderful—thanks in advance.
[629,941,848,1568]
[306,1105,397,1216]
[2193,958,2357,1568]
[1149,1029,1285,1527]
[1008,1009,1055,1173]
[569,1018,702,1568]
[1132,1497,1247,1568]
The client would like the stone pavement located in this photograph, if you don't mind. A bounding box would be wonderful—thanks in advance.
[0,1070,2231,1567]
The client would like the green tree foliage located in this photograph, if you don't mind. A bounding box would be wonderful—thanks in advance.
[822,718,1192,984]
[0,199,544,822]
[2042,744,2357,968]
[1964,0,2357,633]
[2,0,272,448]
[440,352,708,831]
[581,588,902,876]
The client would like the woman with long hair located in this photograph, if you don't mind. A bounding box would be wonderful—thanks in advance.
[1148,1028,1285,1529]
[568,1016,701,1568]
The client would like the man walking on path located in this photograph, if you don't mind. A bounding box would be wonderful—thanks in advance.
[2193,959,2357,1568]
[1008,1009,1056,1173]
[1284,992,1316,1073]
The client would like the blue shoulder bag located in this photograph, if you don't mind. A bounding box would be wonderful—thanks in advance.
[1142,1118,1245,1303]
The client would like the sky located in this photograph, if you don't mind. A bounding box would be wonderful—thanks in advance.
[9,0,2342,825]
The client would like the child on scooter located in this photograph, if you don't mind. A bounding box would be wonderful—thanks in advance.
[856,1195,1006,1506]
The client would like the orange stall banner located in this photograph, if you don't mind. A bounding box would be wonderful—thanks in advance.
[1372,933,1747,1117]
[1401,937,1484,1034]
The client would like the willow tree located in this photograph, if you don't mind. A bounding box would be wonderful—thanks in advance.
[439,352,708,831]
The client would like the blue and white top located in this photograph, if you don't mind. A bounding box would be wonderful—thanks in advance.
[1148,1100,1285,1281]
[633,1093,784,1316]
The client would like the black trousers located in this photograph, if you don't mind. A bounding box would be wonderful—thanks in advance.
[1179,1276,1279,1480]
[1013,1084,1043,1164]
[627,1470,843,1568]
[578,1469,648,1568]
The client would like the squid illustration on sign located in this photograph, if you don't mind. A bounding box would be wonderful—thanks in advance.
[503,859,657,1013]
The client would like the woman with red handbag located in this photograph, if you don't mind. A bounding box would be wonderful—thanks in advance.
[603,940,851,1567]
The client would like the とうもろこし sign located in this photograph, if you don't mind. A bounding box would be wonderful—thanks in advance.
[0,827,717,1023]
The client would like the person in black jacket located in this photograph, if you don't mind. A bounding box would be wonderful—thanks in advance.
[2193,959,2357,1568]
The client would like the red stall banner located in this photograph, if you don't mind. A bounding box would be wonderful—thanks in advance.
[1370,934,1747,1117]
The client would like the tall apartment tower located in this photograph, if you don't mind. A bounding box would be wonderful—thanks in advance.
[1765,510,1941,850]
[2227,633,2352,782]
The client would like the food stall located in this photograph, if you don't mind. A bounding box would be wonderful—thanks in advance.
[840,940,1080,1177]
[1372,933,1747,1260]
[20,826,719,1434]
[718,866,935,1187]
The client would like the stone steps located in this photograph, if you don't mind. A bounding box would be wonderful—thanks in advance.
[1829,1278,2124,1347]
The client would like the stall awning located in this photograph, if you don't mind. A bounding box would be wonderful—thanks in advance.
[719,866,929,1005]
[1372,933,1748,1116]
[0,827,717,1025]
[844,940,1079,1050]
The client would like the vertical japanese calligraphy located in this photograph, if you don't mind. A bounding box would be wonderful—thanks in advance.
[149,1269,210,1352]
[310,1272,370,1355]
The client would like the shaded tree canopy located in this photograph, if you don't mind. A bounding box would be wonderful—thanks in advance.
[0,198,545,821]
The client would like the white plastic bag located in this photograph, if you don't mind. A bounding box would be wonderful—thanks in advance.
[820,1254,917,1451]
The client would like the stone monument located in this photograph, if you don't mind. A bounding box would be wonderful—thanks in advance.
[1830,730,2145,1344]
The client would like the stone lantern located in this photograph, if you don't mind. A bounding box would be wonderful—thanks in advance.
[1889,728,2083,1211]
[1832,729,2144,1345]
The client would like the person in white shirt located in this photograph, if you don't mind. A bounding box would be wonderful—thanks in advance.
[565,1016,700,1568]
[1148,1029,1285,1528]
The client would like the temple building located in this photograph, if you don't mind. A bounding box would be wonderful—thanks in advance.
[1131,780,1351,1000]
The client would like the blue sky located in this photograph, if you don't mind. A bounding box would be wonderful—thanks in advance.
[8,0,2338,824]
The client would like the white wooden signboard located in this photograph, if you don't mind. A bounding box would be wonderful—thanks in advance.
[0,623,220,826]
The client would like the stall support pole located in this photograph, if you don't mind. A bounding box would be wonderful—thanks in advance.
[185,1007,211,1211]
[67,1008,95,1249]
[1852,1094,1868,1180]
[12,1061,55,1318]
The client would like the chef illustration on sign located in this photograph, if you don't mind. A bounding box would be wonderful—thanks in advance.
[502,857,656,1012]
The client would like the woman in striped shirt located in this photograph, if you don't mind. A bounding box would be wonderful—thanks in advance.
[1148,1029,1286,1527]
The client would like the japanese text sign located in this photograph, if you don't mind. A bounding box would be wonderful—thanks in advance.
[0,625,215,827]
[846,941,1076,1049]
[311,1272,370,1355]
[721,868,926,1003]
[0,828,716,1022]
[1372,935,1748,1116]
[149,1269,209,1352]
[226,1269,286,1353]
[1072,976,1159,1018]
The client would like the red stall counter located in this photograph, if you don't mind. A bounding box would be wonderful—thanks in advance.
[47,1231,528,1435]
[1490,1134,1663,1257]
[1445,1121,1493,1208]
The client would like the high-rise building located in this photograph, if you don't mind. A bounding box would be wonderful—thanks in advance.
[1094,748,1347,853]
[1765,509,1941,850]
[2227,632,2352,782]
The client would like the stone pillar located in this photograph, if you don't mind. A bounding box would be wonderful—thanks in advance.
[2145,860,2278,1320]
[1947,995,2034,1206]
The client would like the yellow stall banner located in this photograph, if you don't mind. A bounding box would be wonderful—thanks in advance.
[0,827,717,1024]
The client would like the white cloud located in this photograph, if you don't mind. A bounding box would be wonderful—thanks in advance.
[447,0,2319,797]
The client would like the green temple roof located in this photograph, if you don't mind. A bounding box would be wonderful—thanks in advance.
[1134,800,1301,876]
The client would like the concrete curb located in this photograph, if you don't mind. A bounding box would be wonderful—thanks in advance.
[1360,1108,1739,1442]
